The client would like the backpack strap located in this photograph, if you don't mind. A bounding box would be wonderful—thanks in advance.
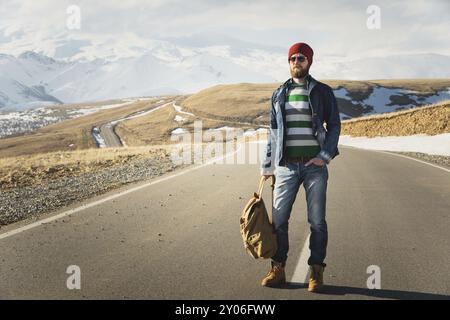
[256,176,276,224]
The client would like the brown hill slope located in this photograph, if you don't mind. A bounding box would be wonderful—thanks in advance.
[341,100,450,137]
[181,79,450,122]
[0,98,173,158]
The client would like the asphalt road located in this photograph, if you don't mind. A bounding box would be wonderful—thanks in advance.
[98,101,174,148]
[0,145,449,300]
[99,122,122,147]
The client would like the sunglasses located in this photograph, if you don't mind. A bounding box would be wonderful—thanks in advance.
[289,55,307,63]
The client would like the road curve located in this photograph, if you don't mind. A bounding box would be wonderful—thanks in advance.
[98,101,174,148]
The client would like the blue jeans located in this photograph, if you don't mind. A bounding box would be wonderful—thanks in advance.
[271,162,328,266]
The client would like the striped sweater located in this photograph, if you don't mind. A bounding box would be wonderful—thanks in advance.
[285,82,321,157]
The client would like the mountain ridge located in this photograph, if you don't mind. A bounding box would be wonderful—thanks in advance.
[1,45,450,111]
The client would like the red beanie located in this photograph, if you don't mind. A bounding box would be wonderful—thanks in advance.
[288,42,313,66]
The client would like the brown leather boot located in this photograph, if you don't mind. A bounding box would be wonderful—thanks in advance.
[261,261,286,287]
[308,264,325,293]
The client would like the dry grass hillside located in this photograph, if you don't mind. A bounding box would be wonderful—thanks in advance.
[0,98,174,158]
[181,79,450,122]
[116,97,257,147]
[3,79,449,159]
[1,79,449,163]
[115,103,179,146]
[0,146,170,190]
[341,100,450,137]
[48,99,131,110]
[181,83,277,124]
[327,79,450,100]
[367,79,450,94]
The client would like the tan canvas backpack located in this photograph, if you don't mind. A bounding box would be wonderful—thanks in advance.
[240,176,277,259]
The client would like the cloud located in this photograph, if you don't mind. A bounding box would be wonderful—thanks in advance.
[0,0,449,60]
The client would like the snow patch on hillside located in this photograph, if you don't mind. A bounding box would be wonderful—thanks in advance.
[339,134,450,156]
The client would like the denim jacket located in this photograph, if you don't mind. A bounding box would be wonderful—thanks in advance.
[261,75,341,175]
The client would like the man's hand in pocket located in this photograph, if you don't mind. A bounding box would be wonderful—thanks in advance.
[305,158,326,167]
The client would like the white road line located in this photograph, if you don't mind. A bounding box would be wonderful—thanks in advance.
[378,150,450,173]
[289,146,449,285]
[0,143,243,240]
[290,234,311,284]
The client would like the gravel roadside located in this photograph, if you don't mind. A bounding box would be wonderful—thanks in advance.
[0,154,188,227]
[390,151,450,169]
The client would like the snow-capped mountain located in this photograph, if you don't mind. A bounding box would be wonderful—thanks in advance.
[0,52,64,110]
[1,34,450,111]
[0,41,282,111]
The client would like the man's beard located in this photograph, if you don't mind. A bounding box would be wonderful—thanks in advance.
[290,66,308,79]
